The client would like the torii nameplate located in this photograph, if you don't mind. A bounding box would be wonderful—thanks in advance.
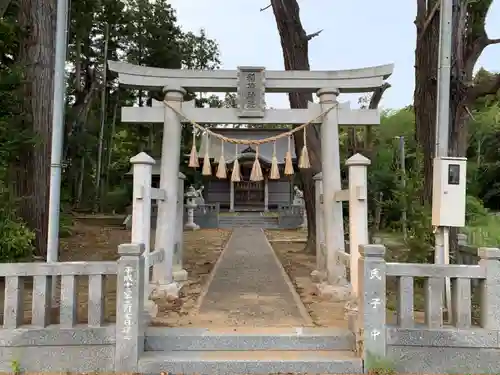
[237,66,265,118]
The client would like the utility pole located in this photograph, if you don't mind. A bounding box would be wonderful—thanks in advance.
[47,0,70,304]
[434,0,453,319]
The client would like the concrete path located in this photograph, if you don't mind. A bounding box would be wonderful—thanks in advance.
[197,228,312,327]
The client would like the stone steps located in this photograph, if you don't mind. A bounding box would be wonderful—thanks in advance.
[218,215,279,229]
[140,327,362,374]
[138,350,362,374]
[145,327,355,351]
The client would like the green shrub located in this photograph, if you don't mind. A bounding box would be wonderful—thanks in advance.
[0,214,34,262]
[365,353,396,375]
[465,195,488,225]
[102,185,132,213]
[59,212,74,238]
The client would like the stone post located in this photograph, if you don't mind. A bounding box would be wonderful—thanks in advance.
[356,244,386,359]
[478,247,500,329]
[153,87,185,298]
[230,181,235,212]
[458,233,468,246]
[317,88,349,299]
[129,152,156,317]
[346,153,371,297]
[301,204,307,230]
[264,178,269,212]
[173,172,187,281]
[115,243,145,372]
[311,172,326,282]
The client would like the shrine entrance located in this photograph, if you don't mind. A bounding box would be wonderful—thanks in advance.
[108,61,394,373]
[234,180,264,208]
[109,61,394,296]
[234,160,265,209]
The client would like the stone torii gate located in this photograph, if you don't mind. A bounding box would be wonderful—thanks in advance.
[109,61,393,299]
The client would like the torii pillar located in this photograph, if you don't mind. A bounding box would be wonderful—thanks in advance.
[316,88,351,301]
[152,87,186,298]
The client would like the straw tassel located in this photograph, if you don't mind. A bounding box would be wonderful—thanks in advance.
[231,144,241,182]
[250,145,264,181]
[269,141,280,180]
[298,126,311,169]
[284,135,294,176]
[202,132,212,176]
[188,128,199,168]
[216,140,227,179]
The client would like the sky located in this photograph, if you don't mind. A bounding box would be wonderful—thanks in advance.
[168,0,500,110]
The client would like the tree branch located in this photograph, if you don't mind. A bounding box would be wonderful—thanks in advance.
[0,0,13,18]
[306,29,323,41]
[487,38,500,45]
[260,4,271,11]
[369,82,391,109]
[417,1,440,41]
[469,73,500,101]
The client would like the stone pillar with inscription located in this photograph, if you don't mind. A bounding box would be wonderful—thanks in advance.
[115,243,145,372]
[153,87,185,299]
[351,244,387,358]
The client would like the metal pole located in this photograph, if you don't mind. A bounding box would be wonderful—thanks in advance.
[434,0,453,319]
[47,0,70,303]
[399,136,407,240]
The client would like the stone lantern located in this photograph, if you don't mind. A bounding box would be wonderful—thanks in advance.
[184,185,200,230]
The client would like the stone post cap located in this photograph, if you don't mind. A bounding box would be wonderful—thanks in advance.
[130,152,155,165]
[313,172,323,180]
[478,247,500,260]
[359,244,386,258]
[118,243,145,256]
[163,86,187,99]
[317,88,340,97]
[346,153,371,167]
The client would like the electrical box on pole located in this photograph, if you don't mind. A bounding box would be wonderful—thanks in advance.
[431,156,467,227]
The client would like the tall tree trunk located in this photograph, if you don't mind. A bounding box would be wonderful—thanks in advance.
[95,22,110,212]
[414,0,440,205]
[105,99,119,196]
[17,0,55,256]
[76,157,85,207]
[270,0,322,254]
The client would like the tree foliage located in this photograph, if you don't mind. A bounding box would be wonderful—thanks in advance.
[0,0,221,259]
[0,0,499,263]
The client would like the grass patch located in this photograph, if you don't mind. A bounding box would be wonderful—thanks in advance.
[219,212,241,216]
[463,214,500,247]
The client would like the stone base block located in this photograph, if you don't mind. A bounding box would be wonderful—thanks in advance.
[315,282,352,302]
[344,299,359,330]
[310,269,327,283]
[144,299,158,319]
[344,299,362,355]
[184,222,200,231]
[172,268,188,282]
[151,281,182,300]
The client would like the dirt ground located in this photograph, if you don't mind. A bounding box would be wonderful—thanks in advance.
[265,230,477,327]
[0,221,230,326]
[265,230,348,328]
[151,228,232,327]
